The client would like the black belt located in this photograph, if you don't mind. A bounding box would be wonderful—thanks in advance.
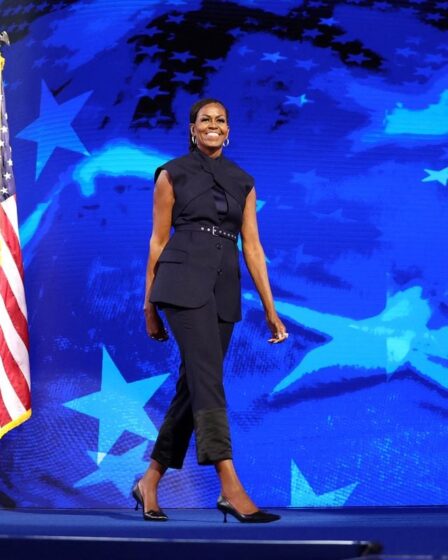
[174,224,238,242]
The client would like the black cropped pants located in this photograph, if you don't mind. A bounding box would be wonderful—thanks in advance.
[151,295,234,468]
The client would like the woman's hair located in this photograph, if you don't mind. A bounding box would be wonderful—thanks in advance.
[188,98,229,152]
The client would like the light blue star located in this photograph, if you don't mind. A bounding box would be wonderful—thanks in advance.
[65,347,169,463]
[291,169,329,187]
[347,52,370,64]
[422,167,448,186]
[261,52,287,63]
[75,441,149,496]
[271,287,448,393]
[170,51,195,62]
[16,81,91,180]
[295,58,318,71]
[291,460,357,507]
[319,17,338,26]
[173,71,200,84]
[284,94,313,108]
[238,45,254,56]
[395,47,417,57]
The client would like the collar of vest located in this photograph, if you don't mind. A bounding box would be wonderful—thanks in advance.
[191,149,249,209]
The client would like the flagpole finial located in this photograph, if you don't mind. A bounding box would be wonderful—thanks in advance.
[0,31,10,46]
[0,31,10,72]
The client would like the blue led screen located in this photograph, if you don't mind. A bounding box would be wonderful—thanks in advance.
[1,0,448,508]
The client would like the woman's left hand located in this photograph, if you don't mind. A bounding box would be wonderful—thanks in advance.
[266,311,289,344]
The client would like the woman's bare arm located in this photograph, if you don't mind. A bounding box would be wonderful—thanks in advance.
[144,170,175,340]
[241,188,288,343]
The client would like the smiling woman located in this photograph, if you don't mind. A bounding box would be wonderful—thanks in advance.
[189,99,230,154]
[134,98,288,523]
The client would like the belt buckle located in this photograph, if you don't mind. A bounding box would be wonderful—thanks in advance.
[211,225,219,236]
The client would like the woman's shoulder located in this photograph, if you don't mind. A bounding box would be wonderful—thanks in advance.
[163,152,199,170]
[221,156,254,188]
[154,153,199,182]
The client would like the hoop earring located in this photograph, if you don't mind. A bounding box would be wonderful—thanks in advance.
[223,138,230,147]
[191,135,197,145]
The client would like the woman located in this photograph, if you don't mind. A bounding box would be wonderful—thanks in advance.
[134,98,288,523]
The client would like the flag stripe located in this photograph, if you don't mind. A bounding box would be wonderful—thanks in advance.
[2,196,20,239]
[0,388,13,427]
[0,202,24,280]
[0,232,28,321]
[0,267,29,349]
[0,354,26,419]
[0,299,30,409]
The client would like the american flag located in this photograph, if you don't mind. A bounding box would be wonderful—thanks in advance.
[0,55,31,438]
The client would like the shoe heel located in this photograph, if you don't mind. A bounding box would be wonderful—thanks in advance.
[135,500,139,511]
[222,510,227,523]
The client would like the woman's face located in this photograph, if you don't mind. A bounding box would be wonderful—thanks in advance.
[190,103,229,156]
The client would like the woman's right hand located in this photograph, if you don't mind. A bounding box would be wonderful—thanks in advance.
[144,303,169,342]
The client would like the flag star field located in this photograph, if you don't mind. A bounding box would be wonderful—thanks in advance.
[0,0,447,508]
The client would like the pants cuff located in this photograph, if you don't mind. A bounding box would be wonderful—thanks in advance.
[194,408,232,465]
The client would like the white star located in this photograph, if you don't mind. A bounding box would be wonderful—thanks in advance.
[7,159,12,167]
[4,172,12,181]
[1,186,8,194]
[1,125,7,133]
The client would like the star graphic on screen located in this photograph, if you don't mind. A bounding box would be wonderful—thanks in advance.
[75,441,149,496]
[291,460,358,507]
[346,52,370,65]
[261,52,287,63]
[238,45,254,56]
[396,47,417,57]
[406,36,422,44]
[271,287,448,394]
[426,53,448,65]
[295,58,318,71]
[170,50,195,62]
[16,81,91,180]
[373,1,390,9]
[32,56,48,69]
[137,45,161,58]
[422,167,448,186]
[64,347,169,464]
[319,17,338,26]
[284,94,313,108]
[291,169,329,187]
[414,66,433,78]
[302,28,321,39]
[166,13,184,23]
[426,13,444,22]
[139,86,170,99]
[204,59,223,70]
[172,71,200,84]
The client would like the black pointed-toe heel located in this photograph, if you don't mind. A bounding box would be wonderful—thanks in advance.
[132,482,168,522]
[217,495,280,523]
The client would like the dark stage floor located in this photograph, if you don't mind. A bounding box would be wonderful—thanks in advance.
[1,507,448,559]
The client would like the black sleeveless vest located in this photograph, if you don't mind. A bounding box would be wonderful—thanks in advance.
[150,149,254,322]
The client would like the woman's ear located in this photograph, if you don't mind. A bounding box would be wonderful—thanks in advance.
[190,124,195,137]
